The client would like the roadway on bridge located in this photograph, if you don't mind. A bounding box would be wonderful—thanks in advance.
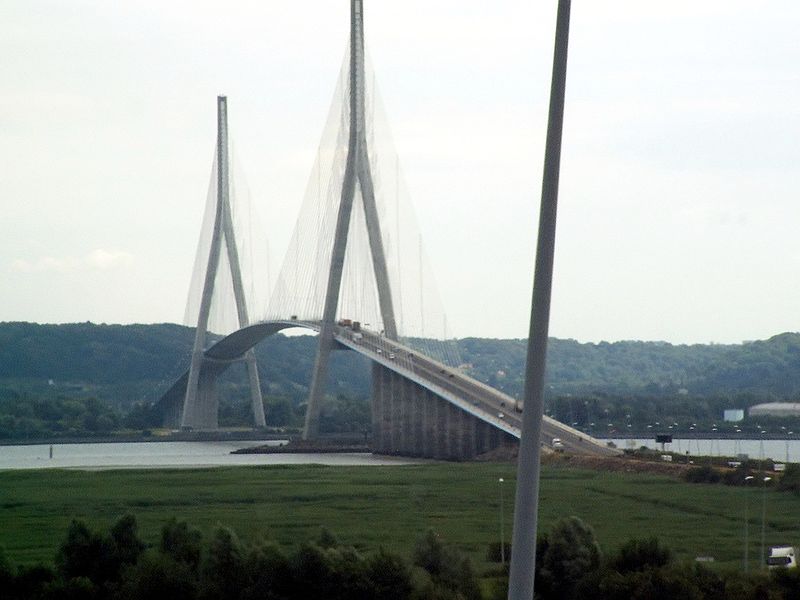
[332,324,617,457]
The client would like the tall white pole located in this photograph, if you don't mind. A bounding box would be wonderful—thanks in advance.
[761,476,771,570]
[507,2,571,599]
[499,478,506,566]
[744,475,753,572]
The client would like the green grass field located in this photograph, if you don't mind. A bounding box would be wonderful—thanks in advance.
[1,462,798,573]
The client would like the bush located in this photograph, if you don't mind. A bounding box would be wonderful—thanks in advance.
[777,463,800,494]
[723,464,755,486]
[611,537,672,573]
[485,541,511,563]
[412,530,481,600]
[684,465,722,484]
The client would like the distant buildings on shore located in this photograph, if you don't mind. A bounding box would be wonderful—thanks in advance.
[748,403,800,418]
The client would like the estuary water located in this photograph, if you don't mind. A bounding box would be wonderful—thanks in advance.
[0,441,417,471]
[609,437,800,463]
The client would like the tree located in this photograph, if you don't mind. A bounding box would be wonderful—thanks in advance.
[412,530,447,578]
[317,527,339,549]
[291,543,333,599]
[537,517,601,600]
[41,575,97,600]
[364,548,413,600]
[11,564,56,600]
[161,519,203,571]
[611,537,672,573]
[575,566,704,600]
[117,552,197,600]
[55,520,108,584]
[239,542,293,600]
[109,514,145,568]
[265,397,295,427]
[412,530,480,600]
[199,527,244,600]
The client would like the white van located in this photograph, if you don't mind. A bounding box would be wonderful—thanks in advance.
[767,546,797,569]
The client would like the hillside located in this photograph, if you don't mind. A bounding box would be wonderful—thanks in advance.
[2,322,800,409]
[0,322,371,408]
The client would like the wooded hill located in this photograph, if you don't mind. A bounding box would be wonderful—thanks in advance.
[2,322,800,409]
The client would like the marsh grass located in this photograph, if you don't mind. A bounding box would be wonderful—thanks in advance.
[1,462,798,573]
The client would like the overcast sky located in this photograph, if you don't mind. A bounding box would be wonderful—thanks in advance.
[3,1,800,344]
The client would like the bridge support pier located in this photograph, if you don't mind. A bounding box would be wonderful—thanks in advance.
[370,363,515,460]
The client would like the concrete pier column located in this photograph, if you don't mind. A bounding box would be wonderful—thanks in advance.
[397,378,415,454]
[390,373,402,453]
[196,367,220,430]
[369,362,518,460]
[370,363,383,451]
[424,389,436,457]
[412,386,425,456]
[463,409,477,458]
[380,368,393,452]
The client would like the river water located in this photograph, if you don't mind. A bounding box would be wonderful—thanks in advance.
[610,437,800,463]
[3,438,794,470]
[0,441,417,471]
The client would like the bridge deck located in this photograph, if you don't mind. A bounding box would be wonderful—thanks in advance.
[158,319,617,457]
[332,324,616,456]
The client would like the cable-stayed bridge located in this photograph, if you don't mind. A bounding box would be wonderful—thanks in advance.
[158,0,614,460]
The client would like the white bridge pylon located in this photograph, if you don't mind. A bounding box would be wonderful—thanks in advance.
[181,96,266,430]
[265,0,459,437]
[179,1,457,431]
[265,3,453,346]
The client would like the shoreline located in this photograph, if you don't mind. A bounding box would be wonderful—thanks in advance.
[0,430,299,447]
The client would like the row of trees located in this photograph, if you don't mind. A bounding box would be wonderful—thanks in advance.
[0,395,124,439]
[0,389,372,440]
[4,514,800,599]
[0,517,482,600]
[490,516,800,600]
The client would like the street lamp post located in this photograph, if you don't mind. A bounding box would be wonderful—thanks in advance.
[761,476,772,570]
[743,475,754,572]
[499,478,506,566]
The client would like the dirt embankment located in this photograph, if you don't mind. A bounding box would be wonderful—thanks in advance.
[475,444,691,477]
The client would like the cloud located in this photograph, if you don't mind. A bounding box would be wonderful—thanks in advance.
[11,249,134,274]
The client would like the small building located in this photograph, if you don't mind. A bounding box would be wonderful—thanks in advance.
[748,403,800,418]
[723,409,744,422]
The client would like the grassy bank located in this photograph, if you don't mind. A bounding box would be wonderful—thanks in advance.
[1,462,799,572]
